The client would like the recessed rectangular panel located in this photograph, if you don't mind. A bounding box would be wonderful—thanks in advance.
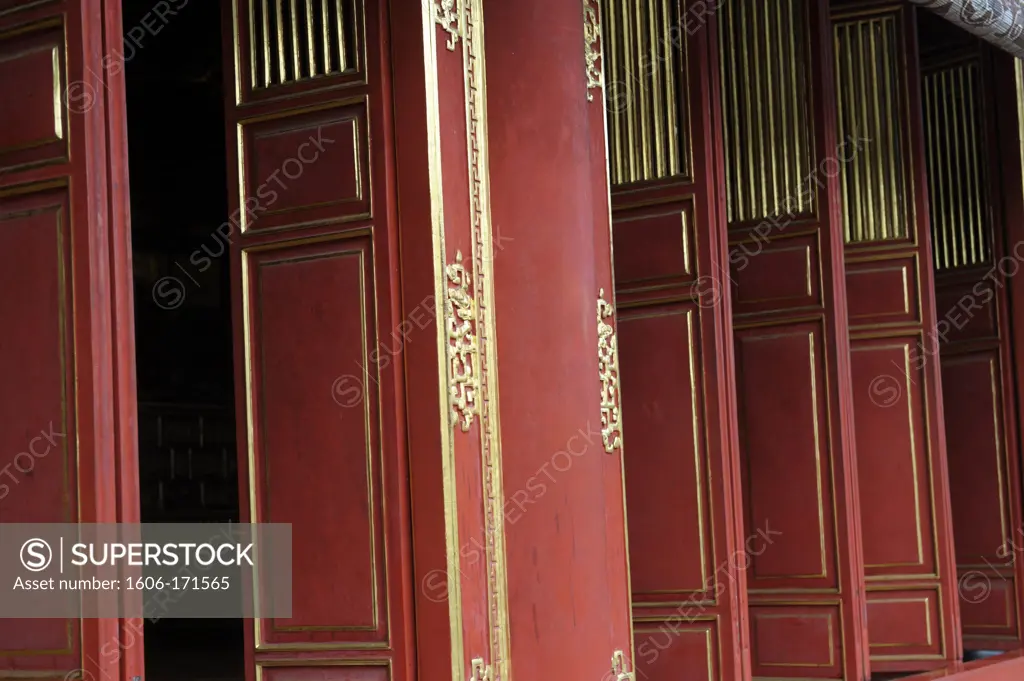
[943,354,1008,566]
[850,340,934,575]
[0,192,76,661]
[867,590,942,658]
[935,283,998,343]
[0,196,74,524]
[750,605,839,674]
[633,621,716,681]
[613,204,694,291]
[619,307,712,600]
[846,256,920,327]
[731,234,820,313]
[261,663,389,681]
[736,325,834,586]
[240,101,370,234]
[960,573,1017,639]
[246,235,384,646]
[0,21,68,172]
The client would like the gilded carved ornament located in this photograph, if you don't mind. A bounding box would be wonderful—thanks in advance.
[435,0,461,51]
[469,658,492,681]
[611,651,636,681]
[597,289,622,454]
[583,0,604,100]
[445,250,479,431]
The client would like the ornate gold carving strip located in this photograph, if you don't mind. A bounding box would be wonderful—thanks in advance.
[584,0,604,100]
[601,0,686,185]
[598,288,623,454]
[834,10,909,243]
[719,0,814,223]
[445,250,479,431]
[922,57,990,270]
[462,1,512,678]
[435,0,461,51]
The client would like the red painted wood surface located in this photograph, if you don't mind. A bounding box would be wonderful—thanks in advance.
[609,6,747,681]
[0,0,136,678]
[220,0,417,678]
[833,2,961,671]
[726,1,868,679]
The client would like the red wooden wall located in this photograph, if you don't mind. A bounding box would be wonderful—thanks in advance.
[831,1,961,671]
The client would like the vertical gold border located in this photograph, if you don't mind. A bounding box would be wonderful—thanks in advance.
[423,2,465,680]
[463,2,513,678]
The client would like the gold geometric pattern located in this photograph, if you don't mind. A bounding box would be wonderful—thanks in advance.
[922,57,990,269]
[834,10,911,243]
[249,0,357,87]
[601,0,687,185]
[719,0,816,223]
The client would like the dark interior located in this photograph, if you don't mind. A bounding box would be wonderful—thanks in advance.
[123,0,243,678]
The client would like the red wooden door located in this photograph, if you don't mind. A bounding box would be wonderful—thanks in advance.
[720,0,869,679]
[601,2,748,680]
[832,1,960,671]
[0,0,141,680]
[219,1,421,681]
[937,46,1024,651]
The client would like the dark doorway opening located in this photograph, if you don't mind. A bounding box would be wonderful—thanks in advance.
[122,1,243,679]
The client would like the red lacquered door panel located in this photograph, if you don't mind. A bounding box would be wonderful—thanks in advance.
[0,0,140,680]
[602,2,747,680]
[832,1,960,671]
[720,1,868,679]
[939,47,1024,651]
[220,1,414,679]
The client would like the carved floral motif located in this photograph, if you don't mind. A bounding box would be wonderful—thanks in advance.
[445,250,478,431]
[583,0,604,100]
[597,288,622,454]
[435,0,461,51]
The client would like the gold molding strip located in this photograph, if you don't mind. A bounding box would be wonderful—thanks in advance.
[598,288,623,454]
[601,0,685,184]
[445,250,479,431]
[834,10,909,243]
[422,0,465,677]
[922,57,990,270]
[610,650,636,681]
[583,0,603,100]
[719,0,815,223]
[435,0,461,51]
[462,2,513,679]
